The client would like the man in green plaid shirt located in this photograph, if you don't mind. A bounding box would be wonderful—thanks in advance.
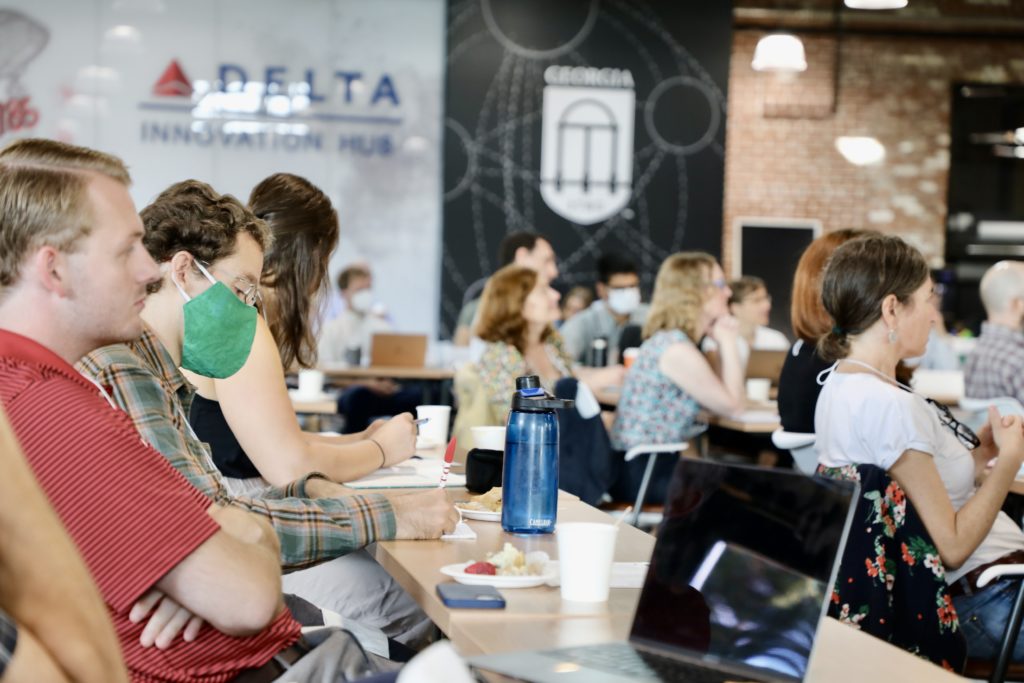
[77,182,456,650]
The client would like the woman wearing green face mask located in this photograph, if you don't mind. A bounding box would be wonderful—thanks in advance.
[142,179,418,493]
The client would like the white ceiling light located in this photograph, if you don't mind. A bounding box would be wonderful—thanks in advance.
[835,136,886,166]
[844,0,908,9]
[751,34,807,73]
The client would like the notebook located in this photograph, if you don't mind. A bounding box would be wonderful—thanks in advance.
[344,456,466,489]
[369,333,428,368]
[469,459,857,683]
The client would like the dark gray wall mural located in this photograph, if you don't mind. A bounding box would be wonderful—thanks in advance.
[441,0,732,336]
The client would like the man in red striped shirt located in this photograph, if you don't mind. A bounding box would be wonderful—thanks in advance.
[0,140,315,682]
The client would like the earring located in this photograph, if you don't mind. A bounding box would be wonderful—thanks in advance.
[888,328,898,344]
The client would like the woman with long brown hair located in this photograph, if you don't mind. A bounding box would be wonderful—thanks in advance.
[777,229,869,433]
[185,173,416,492]
[471,264,621,413]
[815,233,1024,662]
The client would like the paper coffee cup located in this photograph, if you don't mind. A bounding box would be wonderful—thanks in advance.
[415,405,451,446]
[297,369,325,398]
[622,347,639,369]
[746,378,771,403]
[557,522,618,602]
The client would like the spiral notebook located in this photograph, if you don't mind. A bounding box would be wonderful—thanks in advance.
[344,457,466,489]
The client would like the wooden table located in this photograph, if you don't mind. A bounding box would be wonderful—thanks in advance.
[319,364,455,382]
[708,401,780,435]
[371,494,654,636]
[371,491,963,682]
[457,615,963,682]
[317,364,455,404]
[290,396,338,415]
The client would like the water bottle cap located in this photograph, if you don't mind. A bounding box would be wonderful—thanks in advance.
[516,375,542,390]
[592,338,608,350]
[511,382,575,412]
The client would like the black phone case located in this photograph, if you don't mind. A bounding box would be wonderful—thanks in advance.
[436,582,506,609]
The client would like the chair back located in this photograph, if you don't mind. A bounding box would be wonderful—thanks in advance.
[816,463,967,673]
[451,363,505,450]
[771,429,818,474]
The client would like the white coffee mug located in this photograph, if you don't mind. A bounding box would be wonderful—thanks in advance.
[746,378,771,403]
[297,369,325,398]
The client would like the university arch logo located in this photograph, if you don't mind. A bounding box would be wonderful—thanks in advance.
[539,65,634,226]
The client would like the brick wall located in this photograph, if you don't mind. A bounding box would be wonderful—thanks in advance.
[723,30,1024,275]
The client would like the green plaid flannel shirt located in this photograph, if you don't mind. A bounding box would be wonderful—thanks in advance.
[76,327,396,571]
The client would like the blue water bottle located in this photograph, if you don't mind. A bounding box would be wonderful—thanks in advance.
[501,376,574,534]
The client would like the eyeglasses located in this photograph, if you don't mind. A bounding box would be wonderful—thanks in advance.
[705,278,728,290]
[926,398,981,449]
[197,260,262,308]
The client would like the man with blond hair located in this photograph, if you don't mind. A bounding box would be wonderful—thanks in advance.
[965,260,1024,403]
[0,138,320,682]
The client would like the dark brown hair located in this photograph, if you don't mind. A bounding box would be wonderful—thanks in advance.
[337,264,370,292]
[476,265,552,352]
[141,180,270,293]
[728,275,766,306]
[790,229,872,343]
[249,173,339,370]
[818,234,930,361]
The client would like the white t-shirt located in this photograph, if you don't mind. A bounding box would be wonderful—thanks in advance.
[816,368,1024,584]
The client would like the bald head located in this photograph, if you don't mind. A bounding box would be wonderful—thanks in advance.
[980,261,1024,322]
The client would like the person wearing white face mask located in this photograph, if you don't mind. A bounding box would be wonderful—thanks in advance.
[559,252,650,365]
[318,264,392,365]
[318,264,422,435]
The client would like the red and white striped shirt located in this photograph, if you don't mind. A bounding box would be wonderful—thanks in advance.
[0,329,300,682]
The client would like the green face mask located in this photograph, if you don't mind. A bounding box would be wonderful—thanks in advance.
[174,259,257,379]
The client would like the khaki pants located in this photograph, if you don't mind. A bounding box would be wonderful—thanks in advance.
[271,627,401,683]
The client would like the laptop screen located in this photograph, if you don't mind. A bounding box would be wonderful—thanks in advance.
[630,460,856,681]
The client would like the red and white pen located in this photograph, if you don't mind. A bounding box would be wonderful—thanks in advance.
[439,436,456,488]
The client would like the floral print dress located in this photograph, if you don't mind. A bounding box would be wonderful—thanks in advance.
[818,463,966,673]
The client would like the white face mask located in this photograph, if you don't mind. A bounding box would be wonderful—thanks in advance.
[349,289,374,313]
[607,287,641,315]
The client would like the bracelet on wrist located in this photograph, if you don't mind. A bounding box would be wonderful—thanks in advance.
[369,438,385,468]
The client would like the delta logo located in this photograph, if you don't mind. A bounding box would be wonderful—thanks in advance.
[152,59,193,97]
[139,58,402,157]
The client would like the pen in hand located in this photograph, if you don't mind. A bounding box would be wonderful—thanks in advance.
[439,437,456,488]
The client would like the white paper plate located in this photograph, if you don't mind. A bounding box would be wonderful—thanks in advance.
[454,505,501,522]
[440,556,554,588]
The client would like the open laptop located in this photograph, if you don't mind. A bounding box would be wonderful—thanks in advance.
[469,459,858,683]
[368,333,428,368]
[747,349,788,384]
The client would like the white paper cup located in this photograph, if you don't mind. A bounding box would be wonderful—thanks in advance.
[470,425,506,451]
[297,369,325,397]
[415,405,451,446]
[557,522,618,602]
[746,378,771,403]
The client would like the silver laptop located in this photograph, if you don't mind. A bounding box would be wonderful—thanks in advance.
[469,459,858,683]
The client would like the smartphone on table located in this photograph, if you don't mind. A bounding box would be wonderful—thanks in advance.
[437,583,506,609]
